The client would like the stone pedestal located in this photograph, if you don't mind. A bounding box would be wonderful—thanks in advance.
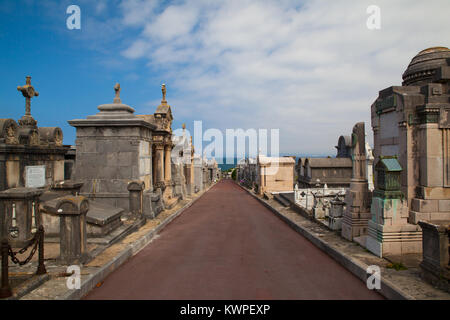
[341,181,372,240]
[0,188,43,247]
[128,180,145,218]
[366,197,422,257]
[328,198,345,230]
[366,156,422,257]
[44,196,89,264]
[418,221,449,292]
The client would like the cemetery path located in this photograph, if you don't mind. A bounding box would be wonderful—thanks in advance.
[84,179,383,299]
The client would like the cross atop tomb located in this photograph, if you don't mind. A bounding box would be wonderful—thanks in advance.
[162,83,167,102]
[114,83,121,103]
[17,76,39,116]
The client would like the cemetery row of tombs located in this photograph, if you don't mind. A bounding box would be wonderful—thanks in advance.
[0,79,220,297]
[237,47,450,292]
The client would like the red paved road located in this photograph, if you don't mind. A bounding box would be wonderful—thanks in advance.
[85,180,383,299]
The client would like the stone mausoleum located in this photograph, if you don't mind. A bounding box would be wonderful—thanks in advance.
[68,84,160,217]
[0,76,68,192]
[366,46,450,256]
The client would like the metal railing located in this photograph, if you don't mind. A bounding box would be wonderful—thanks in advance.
[0,225,46,299]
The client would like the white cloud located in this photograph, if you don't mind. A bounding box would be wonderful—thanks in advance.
[119,0,450,154]
[120,0,159,26]
[122,39,150,59]
[143,5,199,41]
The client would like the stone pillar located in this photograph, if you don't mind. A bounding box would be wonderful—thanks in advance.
[0,188,43,247]
[185,164,192,196]
[155,143,165,184]
[164,144,172,183]
[341,122,372,241]
[127,180,145,217]
[44,196,89,264]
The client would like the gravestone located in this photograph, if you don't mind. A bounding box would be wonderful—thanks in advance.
[341,122,372,241]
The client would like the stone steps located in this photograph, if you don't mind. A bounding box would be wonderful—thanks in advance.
[274,194,290,207]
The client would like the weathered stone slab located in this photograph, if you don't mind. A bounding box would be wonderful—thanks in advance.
[85,201,124,237]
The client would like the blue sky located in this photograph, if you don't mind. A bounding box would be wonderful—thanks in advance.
[1,0,449,156]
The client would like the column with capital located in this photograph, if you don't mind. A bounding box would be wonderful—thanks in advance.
[164,143,172,183]
[155,143,165,185]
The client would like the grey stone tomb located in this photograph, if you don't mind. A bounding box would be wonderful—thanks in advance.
[68,84,160,219]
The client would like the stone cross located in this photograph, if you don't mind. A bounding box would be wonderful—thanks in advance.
[114,83,121,103]
[162,83,166,101]
[17,76,39,116]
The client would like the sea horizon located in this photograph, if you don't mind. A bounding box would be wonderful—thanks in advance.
[216,153,336,171]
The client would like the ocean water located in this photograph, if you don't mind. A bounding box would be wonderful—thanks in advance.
[218,159,238,171]
[216,154,331,171]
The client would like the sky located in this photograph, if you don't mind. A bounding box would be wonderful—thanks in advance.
[0,0,449,157]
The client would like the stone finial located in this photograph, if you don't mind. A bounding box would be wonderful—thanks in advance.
[17,76,39,116]
[114,83,121,103]
[182,123,186,130]
[162,83,166,102]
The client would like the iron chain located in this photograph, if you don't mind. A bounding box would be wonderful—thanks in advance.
[8,231,40,266]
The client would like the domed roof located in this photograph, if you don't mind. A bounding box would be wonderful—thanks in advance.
[402,46,450,86]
